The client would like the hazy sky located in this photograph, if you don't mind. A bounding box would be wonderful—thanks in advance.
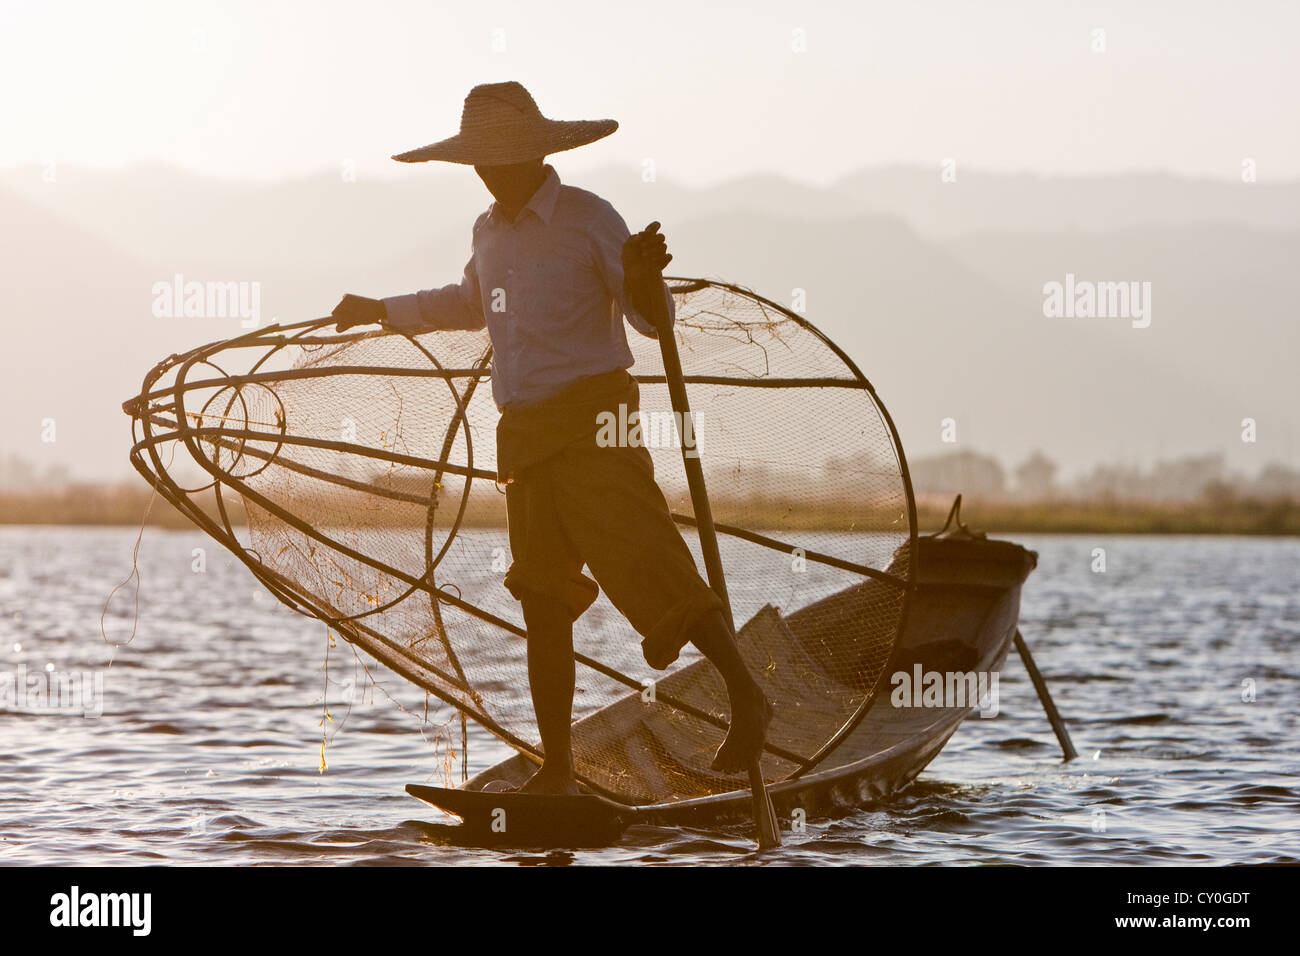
[3,0,1297,185]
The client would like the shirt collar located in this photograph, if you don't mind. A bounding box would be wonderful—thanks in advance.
[489,163,561,226]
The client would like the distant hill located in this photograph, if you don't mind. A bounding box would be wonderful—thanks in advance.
[834,166,1300,237]
[3,163,1296,483]
[8,162,1299,262]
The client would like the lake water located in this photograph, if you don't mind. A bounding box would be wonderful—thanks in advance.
[1,526,1297,865]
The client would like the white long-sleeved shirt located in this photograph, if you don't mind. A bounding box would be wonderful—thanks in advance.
[382,164,675,409]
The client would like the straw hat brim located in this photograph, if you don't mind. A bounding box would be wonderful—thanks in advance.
[393,118,618,165]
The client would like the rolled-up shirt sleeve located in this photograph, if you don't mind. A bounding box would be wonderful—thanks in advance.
[591,202,675,339]
[382,225,486,334]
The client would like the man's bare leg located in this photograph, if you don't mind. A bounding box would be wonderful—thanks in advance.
[685,608,773,772]
[518,594,582,795]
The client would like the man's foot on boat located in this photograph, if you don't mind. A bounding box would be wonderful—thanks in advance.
[711,685,773,773]
[518,763,583,796]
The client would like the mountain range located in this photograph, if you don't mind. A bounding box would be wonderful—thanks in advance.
[2,163,1295,484]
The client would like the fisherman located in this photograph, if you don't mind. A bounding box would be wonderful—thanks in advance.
[333,82,770,795]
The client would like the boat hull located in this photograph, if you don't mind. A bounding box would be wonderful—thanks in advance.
[637,532,1036,826]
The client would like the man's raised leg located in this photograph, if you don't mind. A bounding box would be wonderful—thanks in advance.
[685,608,773,772]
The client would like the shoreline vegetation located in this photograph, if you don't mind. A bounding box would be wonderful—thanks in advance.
[2,482,1296,535]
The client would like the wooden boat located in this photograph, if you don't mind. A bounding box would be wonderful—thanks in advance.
[409,517,1037,842]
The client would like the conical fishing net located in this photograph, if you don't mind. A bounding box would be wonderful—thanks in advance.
[124,278,916,805]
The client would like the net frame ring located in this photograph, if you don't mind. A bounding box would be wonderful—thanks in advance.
[194,379,288,482]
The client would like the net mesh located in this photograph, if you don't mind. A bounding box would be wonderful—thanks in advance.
[124,278,915,805]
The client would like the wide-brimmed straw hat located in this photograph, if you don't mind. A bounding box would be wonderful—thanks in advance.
[393,81,618,166]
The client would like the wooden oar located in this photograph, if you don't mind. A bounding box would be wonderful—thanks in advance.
[637,237,781,849]
[1013,630,1077,761]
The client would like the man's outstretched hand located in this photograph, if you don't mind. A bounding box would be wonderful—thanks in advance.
[623,221,673,330]
[332,294,386,332]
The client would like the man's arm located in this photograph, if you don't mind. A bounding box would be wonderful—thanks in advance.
[333,219,487,333]
[380,251,485,334]
[591,204,675,338]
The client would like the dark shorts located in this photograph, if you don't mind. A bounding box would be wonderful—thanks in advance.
[503,438,722,670]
